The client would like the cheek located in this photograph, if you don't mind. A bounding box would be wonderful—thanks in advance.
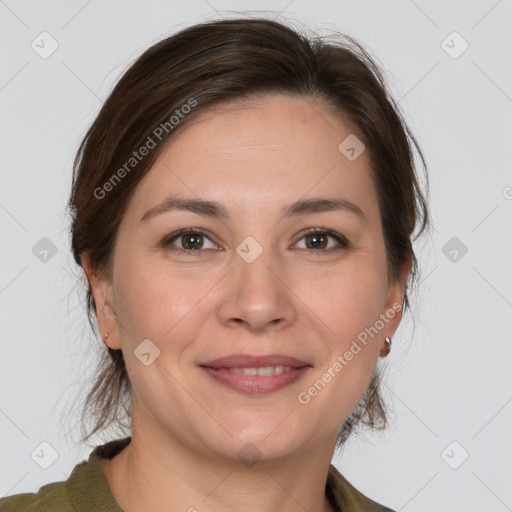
[308,263,387,343]
[113,254,215,346]
[300,295,382,429]
[312,266,385,417]
[112,258,201,403]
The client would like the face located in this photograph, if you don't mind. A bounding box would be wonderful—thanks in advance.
[86,95,408,463]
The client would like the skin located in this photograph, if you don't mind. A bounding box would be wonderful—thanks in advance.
[83,94,410,512]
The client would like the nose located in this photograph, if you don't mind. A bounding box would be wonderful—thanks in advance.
[216,247,297,333]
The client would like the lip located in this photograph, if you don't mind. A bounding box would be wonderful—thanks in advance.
[199,354,311,369]
[198,354,312,395]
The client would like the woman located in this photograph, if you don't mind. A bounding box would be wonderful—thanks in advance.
[0,17,429,512]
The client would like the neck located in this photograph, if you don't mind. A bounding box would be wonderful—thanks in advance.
[101,419,337,512]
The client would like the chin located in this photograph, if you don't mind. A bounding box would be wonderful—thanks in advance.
[201,414,314,463]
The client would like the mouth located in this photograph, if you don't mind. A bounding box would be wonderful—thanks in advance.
[198,354,312,395]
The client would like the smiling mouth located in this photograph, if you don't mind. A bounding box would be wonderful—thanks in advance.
[199,358,312,395]
[225,365,295,376]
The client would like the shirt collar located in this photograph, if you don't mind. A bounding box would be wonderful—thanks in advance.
[66,437,382,512]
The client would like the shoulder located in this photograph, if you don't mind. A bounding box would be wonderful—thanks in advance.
[0,480,71,512]
[0,437,130,512]
[327,464,395,512]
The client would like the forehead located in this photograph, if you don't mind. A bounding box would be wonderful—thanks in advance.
[125,95,380,224]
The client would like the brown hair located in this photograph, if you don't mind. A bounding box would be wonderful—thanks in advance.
[67,17,429,448]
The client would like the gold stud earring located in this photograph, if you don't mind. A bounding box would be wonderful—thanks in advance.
[380,336,392,357]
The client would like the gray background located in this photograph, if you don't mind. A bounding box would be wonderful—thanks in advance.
[1,1,511,510]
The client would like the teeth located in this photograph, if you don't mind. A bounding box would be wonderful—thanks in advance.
[228,366,293,376]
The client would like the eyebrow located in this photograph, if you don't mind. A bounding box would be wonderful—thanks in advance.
[141,195,367,223]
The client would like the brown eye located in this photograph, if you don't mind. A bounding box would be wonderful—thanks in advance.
[180,233,204,250]
[305,232,328,249]
[164,229,218,252]
[294,229,350,251]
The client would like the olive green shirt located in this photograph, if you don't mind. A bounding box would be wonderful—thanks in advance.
[0,437,394,511]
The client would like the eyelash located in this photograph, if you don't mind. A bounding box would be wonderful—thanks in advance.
[162,227,350,255]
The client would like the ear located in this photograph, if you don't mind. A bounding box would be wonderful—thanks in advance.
[381,252,412,339]
[81,252,121,350]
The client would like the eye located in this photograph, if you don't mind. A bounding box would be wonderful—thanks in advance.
[163,229,219,252]
[162,227,350,255]
[293,228,350,251]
